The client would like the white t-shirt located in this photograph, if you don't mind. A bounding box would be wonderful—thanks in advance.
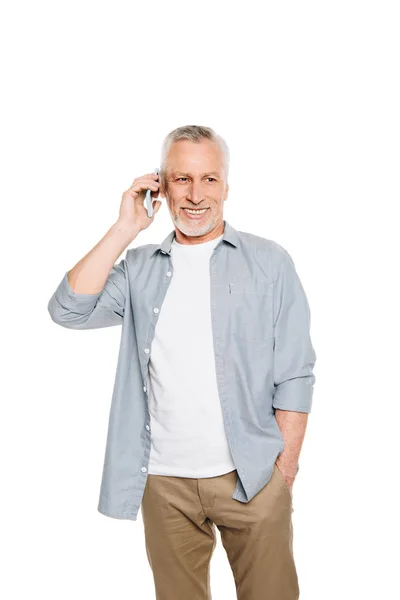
[147,233,236,478]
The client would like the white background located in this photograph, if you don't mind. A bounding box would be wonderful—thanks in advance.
[1,1,399,598]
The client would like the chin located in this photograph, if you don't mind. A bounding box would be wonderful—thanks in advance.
[174,216,215,237]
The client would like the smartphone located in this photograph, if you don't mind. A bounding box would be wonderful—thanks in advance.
[145,168,160,218]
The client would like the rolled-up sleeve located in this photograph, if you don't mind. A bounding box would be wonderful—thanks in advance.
[47,258,127,330]
[272,247,316,413]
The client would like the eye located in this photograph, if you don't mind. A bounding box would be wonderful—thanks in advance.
[207,177,216,182]
[177,177,188,182]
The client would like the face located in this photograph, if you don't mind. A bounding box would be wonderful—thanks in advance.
[159,139,229,244]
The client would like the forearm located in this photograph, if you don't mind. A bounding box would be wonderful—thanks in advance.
[275,409,308,485]
[68,220,140,294]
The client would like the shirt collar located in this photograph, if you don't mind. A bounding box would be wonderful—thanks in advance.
[151,219,239,257]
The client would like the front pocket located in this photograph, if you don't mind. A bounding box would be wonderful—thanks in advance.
[228,282,273,342]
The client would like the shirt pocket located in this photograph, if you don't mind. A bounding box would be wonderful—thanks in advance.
[228,281,273,343]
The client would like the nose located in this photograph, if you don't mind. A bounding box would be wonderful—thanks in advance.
[186,180,205,204]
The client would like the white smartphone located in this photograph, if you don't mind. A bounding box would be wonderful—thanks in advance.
[145,168,160,218]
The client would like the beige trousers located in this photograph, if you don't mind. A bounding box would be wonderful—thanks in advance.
[141,464,299,599]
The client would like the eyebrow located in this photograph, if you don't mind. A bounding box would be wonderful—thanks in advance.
[172,171,221,177]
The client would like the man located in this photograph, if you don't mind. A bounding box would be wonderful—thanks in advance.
[48,124,316,600]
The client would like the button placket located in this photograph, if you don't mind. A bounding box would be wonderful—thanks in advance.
[141,259,171,477]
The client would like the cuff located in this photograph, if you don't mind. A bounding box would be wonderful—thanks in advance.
[55,271,102,311]
[273,378,314,413]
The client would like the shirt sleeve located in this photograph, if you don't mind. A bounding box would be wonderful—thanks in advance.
[272,247,317,413]
[47,258,127,330]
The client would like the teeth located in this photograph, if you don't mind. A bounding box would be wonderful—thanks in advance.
[184,208,207,215]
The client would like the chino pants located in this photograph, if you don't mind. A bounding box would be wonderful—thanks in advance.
[140,464,299,600]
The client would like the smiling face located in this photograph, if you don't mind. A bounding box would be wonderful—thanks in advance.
[159,139,229,244]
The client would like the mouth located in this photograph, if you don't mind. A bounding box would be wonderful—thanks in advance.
[182,207,209,220]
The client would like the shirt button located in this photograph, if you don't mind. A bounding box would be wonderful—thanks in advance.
[166,271,172,277]
[143,386,147,392]
[153,307,159,314]
[141,466,147,473]
[145,425,150,431]
[144,348,150,354]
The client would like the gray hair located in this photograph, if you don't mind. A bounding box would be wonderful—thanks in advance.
[159,125,230,185]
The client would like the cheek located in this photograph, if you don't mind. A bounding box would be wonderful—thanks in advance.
[209,188,223,200]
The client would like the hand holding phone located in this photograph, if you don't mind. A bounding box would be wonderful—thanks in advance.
[118,170,162,235]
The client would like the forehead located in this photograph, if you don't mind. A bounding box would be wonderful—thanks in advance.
[165,139,224,172]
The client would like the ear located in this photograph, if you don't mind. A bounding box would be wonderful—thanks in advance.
[159,174,167,198]
[224,183,229,200]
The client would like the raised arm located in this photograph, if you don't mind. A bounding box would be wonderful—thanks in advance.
[48,222,136,329]
[48,172,162,330]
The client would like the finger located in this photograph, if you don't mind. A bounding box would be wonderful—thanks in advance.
[134,179,160,189]
[130,173,160,187]
[129,181,160,193]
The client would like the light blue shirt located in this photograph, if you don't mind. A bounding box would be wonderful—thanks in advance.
[48,220,316,521]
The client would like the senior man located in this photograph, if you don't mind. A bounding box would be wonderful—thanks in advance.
[48,124,317,600]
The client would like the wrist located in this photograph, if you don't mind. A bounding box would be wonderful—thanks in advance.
[112,220,141,240]
[275,458,297,481]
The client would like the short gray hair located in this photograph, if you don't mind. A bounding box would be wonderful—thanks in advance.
[160,125,230,185]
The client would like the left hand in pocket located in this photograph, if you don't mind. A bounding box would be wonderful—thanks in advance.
[275,460,296,495]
